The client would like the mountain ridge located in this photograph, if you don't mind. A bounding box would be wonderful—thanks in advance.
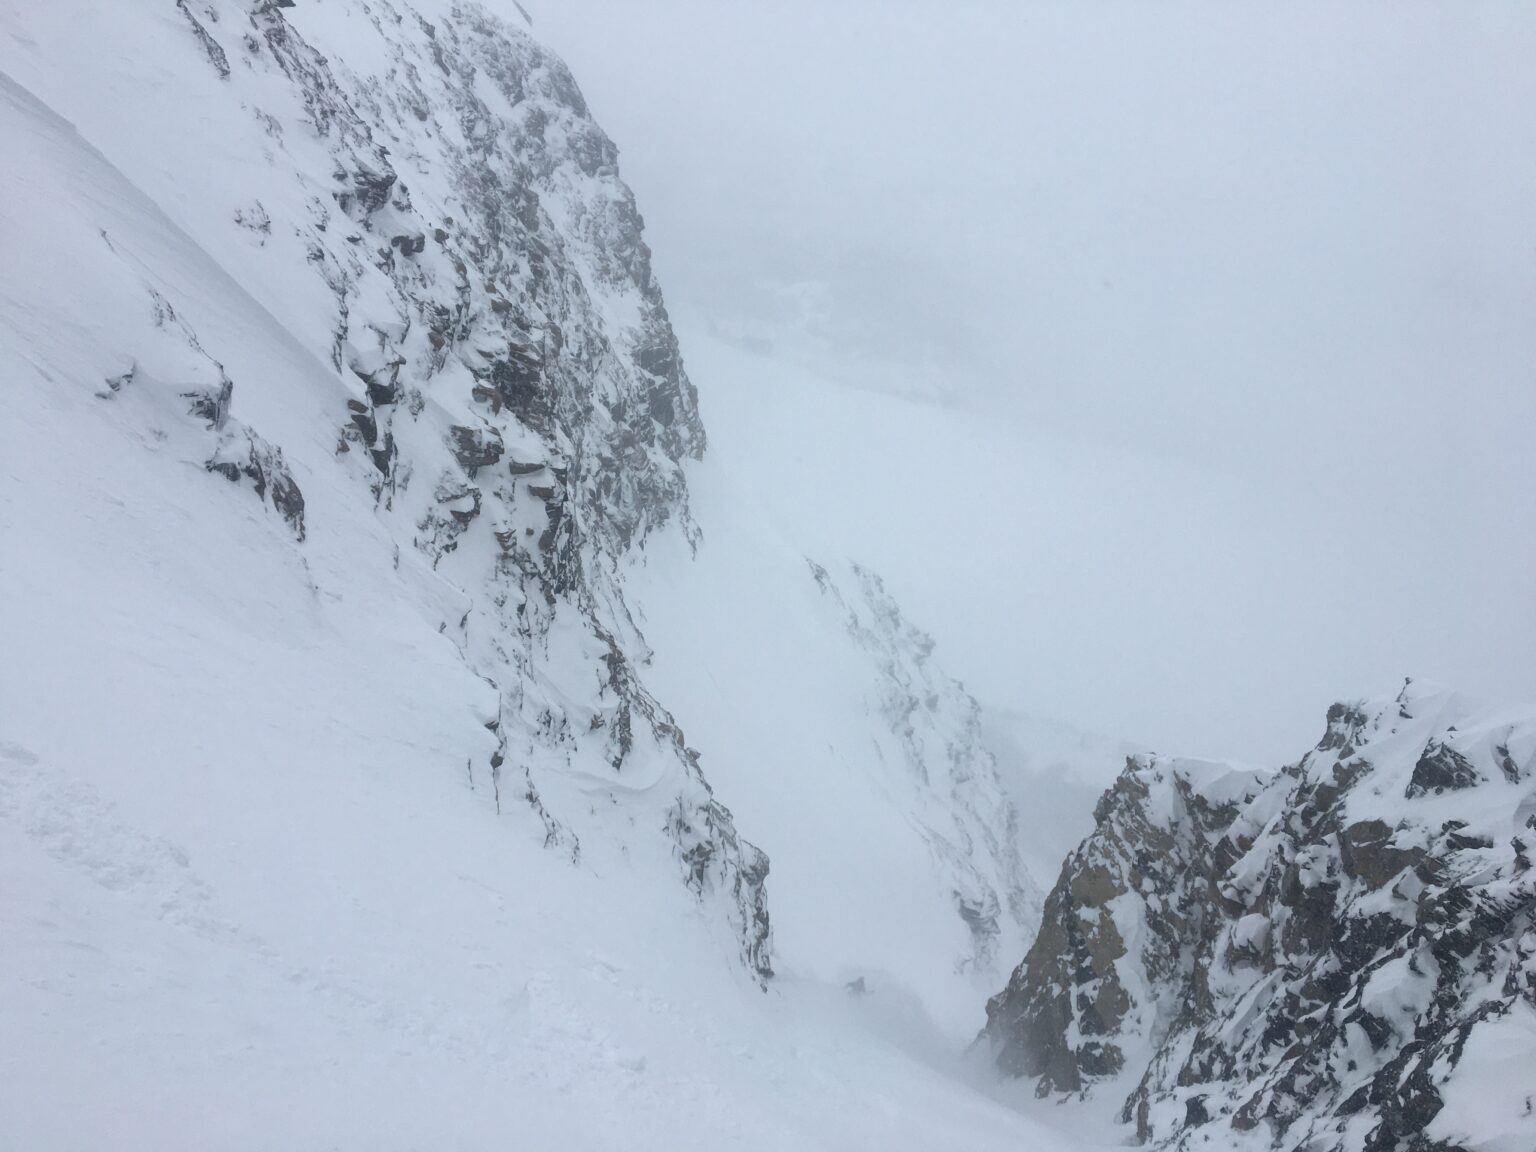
[984,678,1536,1152]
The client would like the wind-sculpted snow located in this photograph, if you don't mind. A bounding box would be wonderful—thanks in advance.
[985,679,1536,1151]
[0,0,766,977]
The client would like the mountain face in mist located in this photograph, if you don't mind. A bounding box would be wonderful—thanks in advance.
[1,0,1042,1007]
[984,680,1536,1152]
[805,559,1039,976]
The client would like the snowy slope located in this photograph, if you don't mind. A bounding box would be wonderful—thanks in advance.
[622,313,1167,1025]
[0,3,1090,1148]
[0,0,774,973]
[631,517,1041,1026]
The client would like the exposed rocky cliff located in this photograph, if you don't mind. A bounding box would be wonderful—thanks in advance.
[985,680,1536,1151]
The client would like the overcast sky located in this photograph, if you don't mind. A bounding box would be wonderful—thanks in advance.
[530,0,1536,762]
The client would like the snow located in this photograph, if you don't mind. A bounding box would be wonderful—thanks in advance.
[0,5,1094,1148]
[1431,1003,1536,1152]
[624,312,1158,1001]
[0,732,1082,1149]
[7,3,1526,1149]
[627,483,1041,1028]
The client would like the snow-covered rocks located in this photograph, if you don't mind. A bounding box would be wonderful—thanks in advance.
[1,0,765,977]
[985,680,1536,1151]
[985,752,1269,1093]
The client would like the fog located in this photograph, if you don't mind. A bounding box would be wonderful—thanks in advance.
[532,1,1536,762]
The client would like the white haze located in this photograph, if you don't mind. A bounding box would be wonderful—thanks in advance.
[534,0,1536,763]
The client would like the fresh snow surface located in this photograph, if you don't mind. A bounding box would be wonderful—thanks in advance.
[0,5,1105,1149]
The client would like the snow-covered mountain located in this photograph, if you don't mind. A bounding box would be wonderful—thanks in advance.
[2,0,777,973]
[7,4,1530,1151]
[984,679,1536,1152]
[0,3,1064,1145]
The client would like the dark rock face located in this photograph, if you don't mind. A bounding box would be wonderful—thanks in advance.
[206,426,306,541]
[984,755,1268,1095]
[183,374,234,430]
[447,425,503,474]
[180,374,303,537]
[985,680,1536,1151]
[177,0,231,80]
[1339,819,1423,891]
[102,344,305,544]
[1406,741,1482,798]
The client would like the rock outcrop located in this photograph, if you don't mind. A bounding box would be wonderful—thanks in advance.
[986,680,1536,1151]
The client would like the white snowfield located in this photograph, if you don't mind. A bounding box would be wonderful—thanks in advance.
[0,2,1096,1148]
